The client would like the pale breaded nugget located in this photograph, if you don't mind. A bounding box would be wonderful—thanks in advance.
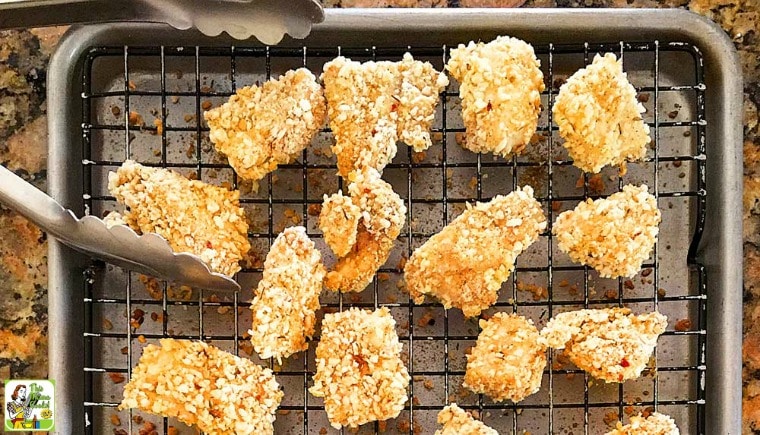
[319,191,361,258]
[204,68,326,184]
[310,307,410,429]
[553,184,660,279]
[540,308,668,383]
[107,160,250,276]
[119,339,282,435]
[553,53,650,173]
[249,226,325,362]
[606,412,680,435]
[322,53,448,178]
[404,186,546,317]
[436,403,498,435]
[321,169,406,292]
[463,313,547,402]
[447,36,545,158]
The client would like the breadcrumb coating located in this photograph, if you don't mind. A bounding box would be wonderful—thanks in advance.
[249,226,326,362]
[321,169,406,292]
[540,308,668,383]
[553,53,650,173]
[319,191,361,258]
[553,184,661,279]
[119,339,282,435]
[322,53,448,178]
[436,403,498,435]
[606,412,680,435]
[107,160,250,276]
[404,186,546,317]
[309,307,410,429]
[447,36,544,158]
[204,68,326,184]
[463,313,547,402]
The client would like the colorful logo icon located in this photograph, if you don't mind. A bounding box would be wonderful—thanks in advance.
[4,379,55,432]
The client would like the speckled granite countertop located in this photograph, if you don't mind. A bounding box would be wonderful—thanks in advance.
[0,0,758,432]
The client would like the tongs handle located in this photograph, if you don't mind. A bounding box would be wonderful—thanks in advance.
[0,0,138,30]
[0,0,325,44]
[0,163,77,240]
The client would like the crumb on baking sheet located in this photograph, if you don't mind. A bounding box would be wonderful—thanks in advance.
[405,186,546,317]
[309,307,410,429]
[540,308,667,383]
[108,372,125,384]
[322,53,448,178]
[119,339,282,434]
[107,160,250,276]
[435,403,497,435]
[553,184,660,279]
[516,280,549,301]
[463,313,547,402]
[553,53,650,174]
[204,68,326,184]
[605,412,680,435]
[249,227,326,362]
[447,36,544,158]
[674,318,692,332]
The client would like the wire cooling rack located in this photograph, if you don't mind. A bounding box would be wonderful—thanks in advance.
[78,40,707,434]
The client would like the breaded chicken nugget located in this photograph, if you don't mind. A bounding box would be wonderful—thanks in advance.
[204,68,326,184]
[606,412,680,435]
[321,169,406,292]
[119,339,282,435]
[405,186,546,317]
[540,308,667,383]
[463,313,547,402]
[553,53,650,173]
[322,53,448,178]
[107,160,250,276]
[249,226,325,362]
[447,36,545,158]
[310,307,410,429]
[553,184,660,279]
[436,403,498,435]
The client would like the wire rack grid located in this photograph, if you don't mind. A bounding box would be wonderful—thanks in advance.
[78,40,708,435]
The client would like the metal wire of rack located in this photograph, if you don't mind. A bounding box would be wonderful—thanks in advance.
[79,40,707,434]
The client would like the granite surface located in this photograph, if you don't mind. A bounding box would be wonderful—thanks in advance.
[0,0,758,433]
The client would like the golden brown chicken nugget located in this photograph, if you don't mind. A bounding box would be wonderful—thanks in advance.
[321,169,406,292]
[107,160,250,276]
[553,53,650,173]
[436,403,498,435]
[205,68,326,184]
[463,313,547,403]
[447,36,544,158]
[249,226,325,362]
[322,54,448,178]
[119,339,282,435]
[405,186,546,317]
[553,184,660,279]
[309,307,410,429]
[541,308,667,383]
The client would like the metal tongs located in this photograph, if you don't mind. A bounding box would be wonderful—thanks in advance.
[0,0,324,45]
[0,0,325,292]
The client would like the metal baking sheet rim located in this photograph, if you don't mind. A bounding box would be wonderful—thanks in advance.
[43,9,743,434]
